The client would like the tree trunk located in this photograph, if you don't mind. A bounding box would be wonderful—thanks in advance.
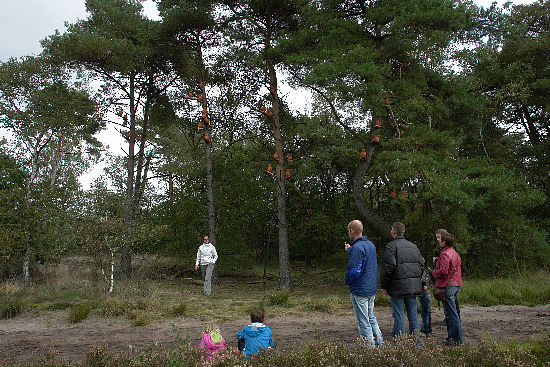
[198,42,219,286]
[121,73,136,280]
[352,144,392,242]
[50,135,63,189]
[268,59,291,290]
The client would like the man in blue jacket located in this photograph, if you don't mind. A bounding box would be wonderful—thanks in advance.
[345,220,383,347]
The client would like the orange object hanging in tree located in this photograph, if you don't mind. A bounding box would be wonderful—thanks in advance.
[266,164,273,174]
[375,118,381,128]
[371,135,380,144]
[266,109,273,117]
[124,132,130,140]
[117,108,123,117]
[360,148,367,159]
[285,169,290,179]
[384,95,390,105]
[389,189,397,199]
[273,152,279,160]
[260,105,267,113]
[306,208,312,214]
[204,133,211,143]
[199,81,204,89]
[198,121,204,129]
[287,153,293,162]
[202,108,207,119]
[188,90,194,98]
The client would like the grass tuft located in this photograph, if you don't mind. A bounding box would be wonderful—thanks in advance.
[168,302,187,317]
[0,300,23,319]
[67,304,91,323]
[267,291,290,307]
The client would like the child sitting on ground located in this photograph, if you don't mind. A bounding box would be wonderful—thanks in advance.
[236,309,276,357]
[199,323,226,358]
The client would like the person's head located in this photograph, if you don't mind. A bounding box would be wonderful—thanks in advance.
[435,229,449,247]
[391,222,405,238]
[203,235,209,244]
[250,309,265,323]
[347,220,363,241]
[440,232,455,248]
[204,322,220,335]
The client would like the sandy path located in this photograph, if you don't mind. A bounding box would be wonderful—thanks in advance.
[0,304,548,362]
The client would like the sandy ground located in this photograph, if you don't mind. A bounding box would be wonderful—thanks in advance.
[0,303,549,362]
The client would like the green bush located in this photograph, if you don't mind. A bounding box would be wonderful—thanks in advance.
[168,302,187,317]
[97,297,132,317]
[0,300,23,318]
[67,304,91,323]
[267,291,290,307]
[128,310,152,326]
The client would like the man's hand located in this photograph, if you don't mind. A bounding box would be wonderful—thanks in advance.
[194,265,199,270]
[344,243,350,252]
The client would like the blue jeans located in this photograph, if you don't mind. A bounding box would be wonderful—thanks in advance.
[419,292,432,334]
[350,293,383,346]
[390,296,420,337]
[444,286,463,343]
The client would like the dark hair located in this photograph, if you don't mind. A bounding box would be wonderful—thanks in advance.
[441,232,455,246]
[392,222,406,236]
[250,309,265,323]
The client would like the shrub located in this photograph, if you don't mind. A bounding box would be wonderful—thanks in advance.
[128,310,152,326]
[97,297,132,317]
[168,302,187,317]
[67,304,91,323]
[267,291,290,307]
[0,300,23,319]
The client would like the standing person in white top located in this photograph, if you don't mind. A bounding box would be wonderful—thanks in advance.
[195,235,218,295]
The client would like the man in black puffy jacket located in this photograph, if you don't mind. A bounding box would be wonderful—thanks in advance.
[381,222,424,338]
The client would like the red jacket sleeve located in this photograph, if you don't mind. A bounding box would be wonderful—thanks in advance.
[432,249,451,280]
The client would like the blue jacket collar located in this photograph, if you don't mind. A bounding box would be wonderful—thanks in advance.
[351,235,367,246]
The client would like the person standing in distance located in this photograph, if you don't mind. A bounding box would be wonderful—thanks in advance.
[344,220,383,347]
[195,235,218,296]
[381,222,424,338]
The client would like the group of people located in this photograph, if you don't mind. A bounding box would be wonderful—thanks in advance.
[345,220,463,346]
[195,219,463,358]
[199,309,275,358]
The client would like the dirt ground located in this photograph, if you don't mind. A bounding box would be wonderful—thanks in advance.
[0,304,549,362]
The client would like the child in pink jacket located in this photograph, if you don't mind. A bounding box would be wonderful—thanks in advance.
[199,323,226,358]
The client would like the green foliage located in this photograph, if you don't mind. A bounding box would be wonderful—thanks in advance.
[168,302,187,317]
[97,297,133,317]
[67,303,92,323]
[267,291,291,307]
[459,271,550,307]
[0,299,24,319]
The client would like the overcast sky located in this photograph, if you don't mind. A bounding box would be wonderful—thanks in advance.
[0,0,535,189]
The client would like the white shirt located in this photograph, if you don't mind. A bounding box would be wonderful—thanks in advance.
[195,243,218,266]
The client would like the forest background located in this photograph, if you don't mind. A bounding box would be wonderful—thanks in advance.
[0,0,549,290]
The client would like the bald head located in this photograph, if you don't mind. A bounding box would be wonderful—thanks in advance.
[347,220,363,241]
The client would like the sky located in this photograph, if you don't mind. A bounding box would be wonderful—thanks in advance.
[0,0,536,189]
